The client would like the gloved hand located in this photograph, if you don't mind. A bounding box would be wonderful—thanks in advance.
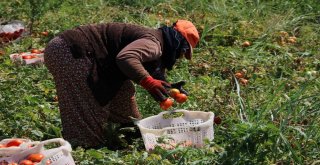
[171,80,188,95]
[140,76,171,102]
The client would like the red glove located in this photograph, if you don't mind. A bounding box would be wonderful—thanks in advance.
[140,76,171,102]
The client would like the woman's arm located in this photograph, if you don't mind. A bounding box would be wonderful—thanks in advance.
[116,37,162,83]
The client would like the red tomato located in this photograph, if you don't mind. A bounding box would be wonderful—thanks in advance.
[22,55,36,59]
[234,72,244,79]
[175,93,187,103]
[169,88,180,98]
[19,160,34,165]
[160,98,173,110]
[6,32,13,40]
[242,41,251,47]
[239,78,249,86]
[12,31,20,40]
[214,116,222,125]
[30,49,42,54]
[40,31,49,36]
[6,139,24,147]
[27,153,44,162]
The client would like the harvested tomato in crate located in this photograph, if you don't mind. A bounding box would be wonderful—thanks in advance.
[9,49,44,65]
[137,109,214,151]
[0,138,33,157]
[0,138,75,165]
[0,20,25,43]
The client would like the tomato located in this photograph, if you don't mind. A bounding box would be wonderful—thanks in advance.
[12,31,20,40]
[214,116,222,125]
[40,31,49,36]
[5,32,13,40]
[279,31,288,37]
[27,153,44,162]
[239,78,249,86]
[19,160,34,165]
[175,93,187,103]
[0,144,6,148]
[287,37,296,44]
[289,36,297,40]
[234,72,244,79]
[242,41,251,47]
[30,49,42,54]
[160,98,173,110]
[22,55,37,59]
[169,88,180,98]
[6,139,24,147]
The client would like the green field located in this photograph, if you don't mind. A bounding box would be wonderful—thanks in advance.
[0,0,319,164]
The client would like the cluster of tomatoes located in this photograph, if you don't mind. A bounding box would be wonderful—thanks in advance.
[16,153,50,165]
[0,29,24,43]
[21,49,43,60]
[0,139,24,149]
[0,153,49,165]
[234,70,249,86]
[0,139,50,165]
[10,49,43,61]
[279,31,297,46]
[159,88,188,110]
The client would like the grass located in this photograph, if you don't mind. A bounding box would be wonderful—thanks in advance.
[0,0,319,164]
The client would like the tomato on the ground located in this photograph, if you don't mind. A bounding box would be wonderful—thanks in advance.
[30,49,42,54]
[214,116,222,125]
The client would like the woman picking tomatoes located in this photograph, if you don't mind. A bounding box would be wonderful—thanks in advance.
[44,20,199,149]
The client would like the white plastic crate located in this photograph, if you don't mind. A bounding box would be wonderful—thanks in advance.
[0,20,25,42]
[9,51,44,65]
[137,109,214,151]
[0,138,75,165]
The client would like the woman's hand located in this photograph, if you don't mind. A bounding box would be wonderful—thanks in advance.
[140,76,171,102]
[171,80,188,95]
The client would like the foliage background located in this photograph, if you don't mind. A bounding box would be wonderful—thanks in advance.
[0,0,319,164]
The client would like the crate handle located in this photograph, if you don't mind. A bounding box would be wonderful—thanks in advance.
[37,138,72,152]
[38,138,74,165]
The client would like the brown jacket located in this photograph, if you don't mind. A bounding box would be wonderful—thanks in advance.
[59,23,165,106]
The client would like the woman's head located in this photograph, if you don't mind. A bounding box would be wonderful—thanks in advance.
[176,39,191,59]
[173,20,200,60]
